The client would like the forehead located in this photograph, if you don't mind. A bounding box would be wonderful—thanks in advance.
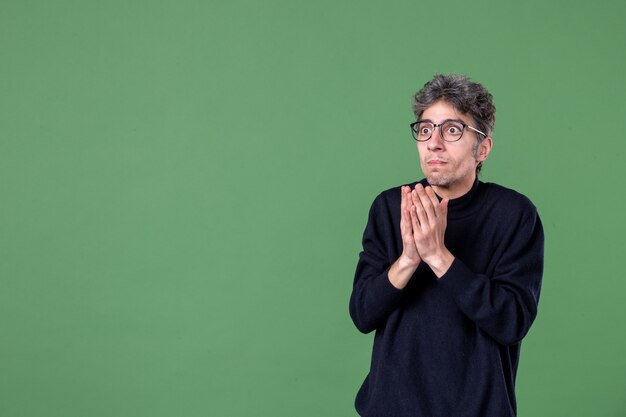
[421,100,469,122]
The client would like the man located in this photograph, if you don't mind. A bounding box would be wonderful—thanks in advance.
[349,74,544,417]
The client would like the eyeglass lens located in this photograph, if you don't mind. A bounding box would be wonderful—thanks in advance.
[413,121,465,142]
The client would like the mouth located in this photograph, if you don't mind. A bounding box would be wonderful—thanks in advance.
[427,160,448,166]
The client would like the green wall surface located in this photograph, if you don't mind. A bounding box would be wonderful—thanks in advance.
[2,1,625,416]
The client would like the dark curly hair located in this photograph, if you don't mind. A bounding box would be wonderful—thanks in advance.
[412,74,496,174]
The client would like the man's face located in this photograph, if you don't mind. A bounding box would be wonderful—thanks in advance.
[417,100,491,197]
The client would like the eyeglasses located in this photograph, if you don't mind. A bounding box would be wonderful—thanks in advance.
[410,119,487,142]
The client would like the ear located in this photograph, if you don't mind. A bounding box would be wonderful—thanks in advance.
[476,136,492,163]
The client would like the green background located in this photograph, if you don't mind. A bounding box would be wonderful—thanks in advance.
[1,0,625,416]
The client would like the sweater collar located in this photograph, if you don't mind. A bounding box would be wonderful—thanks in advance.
[419,177,482,217]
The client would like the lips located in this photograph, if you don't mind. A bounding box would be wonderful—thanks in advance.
[427,160,447,166]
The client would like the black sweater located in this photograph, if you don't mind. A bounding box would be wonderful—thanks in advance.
[349,179,544,417]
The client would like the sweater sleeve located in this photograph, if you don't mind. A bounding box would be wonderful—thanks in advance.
[437,208,544,346]
[349,194,405,334]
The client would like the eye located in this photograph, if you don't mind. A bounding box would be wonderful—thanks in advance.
[444,122,464,136]
[417,123,433,135]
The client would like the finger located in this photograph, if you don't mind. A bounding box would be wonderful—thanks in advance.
[411,186,421,210]
[424,186,440,216]
[403,209,420,256]
[400,187,410,228]
[400,204,410,233]
[402,207,416,245]
[409,203,421,234]
[411,190,428,230]
[415,186,437,225]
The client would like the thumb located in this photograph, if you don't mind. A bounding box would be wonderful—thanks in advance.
[440,198,449,217]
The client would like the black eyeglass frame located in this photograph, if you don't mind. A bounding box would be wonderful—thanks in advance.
[410,119,487,142]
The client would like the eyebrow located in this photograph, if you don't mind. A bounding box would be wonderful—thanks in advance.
[416,118,466,124]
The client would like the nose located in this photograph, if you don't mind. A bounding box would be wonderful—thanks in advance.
[427,126,445,151]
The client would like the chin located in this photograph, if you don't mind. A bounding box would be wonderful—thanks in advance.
[426,173,451,187]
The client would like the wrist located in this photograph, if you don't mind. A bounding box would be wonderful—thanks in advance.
[398,253,421,270]
[425,249,454,278]
[388,255,420,289]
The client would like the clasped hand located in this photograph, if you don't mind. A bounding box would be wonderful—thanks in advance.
[400,184,452,276]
